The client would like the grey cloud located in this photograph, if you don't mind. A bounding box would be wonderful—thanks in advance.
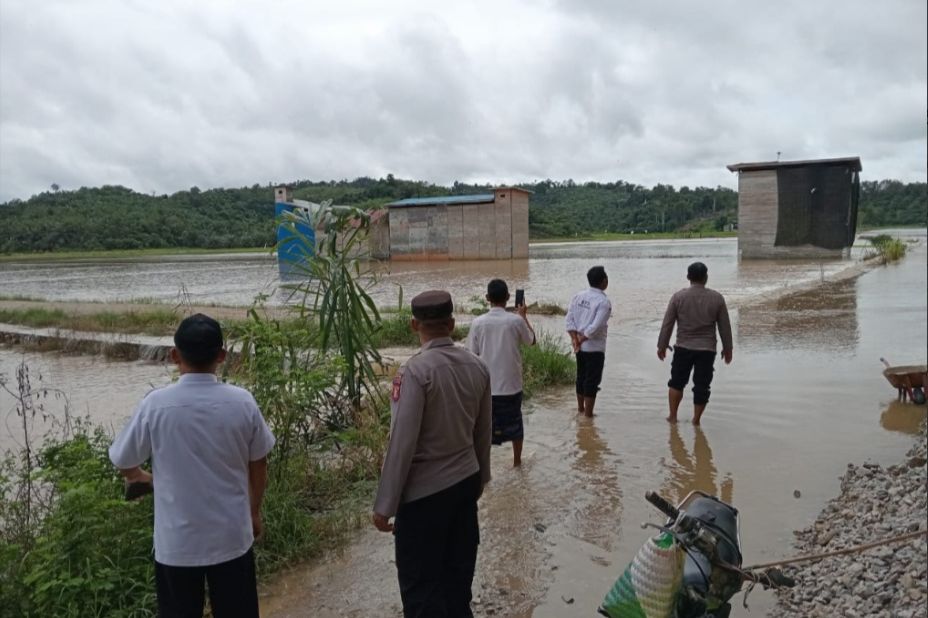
[0,0,925,201]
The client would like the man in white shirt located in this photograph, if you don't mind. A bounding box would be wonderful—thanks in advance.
[466,279,536,466]
[109,314,275,618]
[565,266,612,417]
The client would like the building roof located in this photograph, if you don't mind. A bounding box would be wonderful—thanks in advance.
[727,157,862,173]
[387,194,495,208]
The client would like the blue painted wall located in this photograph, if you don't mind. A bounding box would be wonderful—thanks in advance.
[276,201,315,275]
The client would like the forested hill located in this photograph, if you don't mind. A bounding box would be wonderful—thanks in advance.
[0,177,925,253]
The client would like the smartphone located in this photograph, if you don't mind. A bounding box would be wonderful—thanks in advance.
[515,289,525,307]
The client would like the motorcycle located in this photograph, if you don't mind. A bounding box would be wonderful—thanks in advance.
[599,490,795,618]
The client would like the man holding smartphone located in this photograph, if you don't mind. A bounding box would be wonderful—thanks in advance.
[466,279,536,466]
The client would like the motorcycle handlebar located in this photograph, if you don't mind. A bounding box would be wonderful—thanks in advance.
[645,491,680,521]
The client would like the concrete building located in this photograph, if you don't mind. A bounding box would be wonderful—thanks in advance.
[727,157,862,259]
[275,186,530,267]
[386,188,530,261]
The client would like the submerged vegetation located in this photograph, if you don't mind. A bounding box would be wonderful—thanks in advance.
[867,234,908,263]
[0,306,180,335]
[521,331,576,398]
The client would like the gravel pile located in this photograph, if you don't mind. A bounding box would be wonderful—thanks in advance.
[776,429,927,617]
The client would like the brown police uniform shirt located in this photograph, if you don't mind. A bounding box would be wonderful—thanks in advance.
[657,283,733,353]
[373,337,492,518]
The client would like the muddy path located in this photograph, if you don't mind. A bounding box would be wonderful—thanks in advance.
[261,403,623,618]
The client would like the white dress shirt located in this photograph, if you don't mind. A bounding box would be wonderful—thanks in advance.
[565,287,612,352]
[466,307,535,396]
[109,373,275,567]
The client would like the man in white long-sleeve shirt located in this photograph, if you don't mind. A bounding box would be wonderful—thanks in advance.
[565,266,612,417]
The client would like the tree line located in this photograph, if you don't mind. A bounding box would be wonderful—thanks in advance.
[0,177,924,253]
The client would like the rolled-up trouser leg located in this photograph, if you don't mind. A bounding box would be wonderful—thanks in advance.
[691,350,716,405]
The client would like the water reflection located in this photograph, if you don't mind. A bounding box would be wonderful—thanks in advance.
[879,400,928,435]
[661,424,733,506]
[737,277,859,352]
[570,416,623,550]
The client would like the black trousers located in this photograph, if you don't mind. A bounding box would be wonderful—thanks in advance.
[155,548,258,618]
[395,472,481,618]
[576,351,606,397]
[668,346,717,405]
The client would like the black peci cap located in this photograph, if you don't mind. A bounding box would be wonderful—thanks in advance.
[410,290,454,321]
[174,313,224,366]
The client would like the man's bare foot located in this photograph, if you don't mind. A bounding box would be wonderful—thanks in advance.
[666,416,678,423]
[513,459,521,467]
[691,418,701,426]
[583,411,595,418]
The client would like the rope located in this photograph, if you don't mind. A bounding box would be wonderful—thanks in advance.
[743,529,927,571]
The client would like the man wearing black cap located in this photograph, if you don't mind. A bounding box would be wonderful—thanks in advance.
[657,262,733,425]
[109,314,275,618]
[372,290,492,617]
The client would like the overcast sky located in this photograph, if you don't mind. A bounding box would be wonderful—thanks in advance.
[0,0,925,202]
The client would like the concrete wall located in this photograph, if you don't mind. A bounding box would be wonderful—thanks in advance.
[369,214,390,259]
[494,189,512,259]
[461,204,480,259]
[510,190,530,259]
[388,205,451,260]
[738,170,847,259]
[738,170,779,258]
[478,200,496,259]
[447,205,464,259]
[385,189,531,260]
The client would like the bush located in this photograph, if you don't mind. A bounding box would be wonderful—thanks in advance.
[1,428,157,618]
[370,312,468,348]
[868,235,907,263]
[521,330,575,397]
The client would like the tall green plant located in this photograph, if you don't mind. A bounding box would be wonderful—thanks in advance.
[278,203,385,409]
[224,310,342,466]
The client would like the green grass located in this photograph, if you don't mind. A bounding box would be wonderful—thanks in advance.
[521,330,575,397]
[0,246,270,262]
[0,307,182,335]
[370,311,469,347]
[0,305,473,347]
[867,235,908,263]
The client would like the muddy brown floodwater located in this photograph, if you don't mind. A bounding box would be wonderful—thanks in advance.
[1,233,925,617]
[259,234,927,618]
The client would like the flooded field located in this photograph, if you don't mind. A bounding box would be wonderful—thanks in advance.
[1,232,926,616]
[0,237,877,319]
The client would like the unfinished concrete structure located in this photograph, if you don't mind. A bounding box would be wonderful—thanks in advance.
[274,186,390,274]
[727,157,862,259]
[387,188,530,260]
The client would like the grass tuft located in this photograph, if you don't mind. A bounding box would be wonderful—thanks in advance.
[521,330,575,397]
[867,235,907,263]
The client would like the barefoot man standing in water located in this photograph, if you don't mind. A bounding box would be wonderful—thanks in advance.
[466,278,536,467]
[657,262,733,425]
[566,266,612,417]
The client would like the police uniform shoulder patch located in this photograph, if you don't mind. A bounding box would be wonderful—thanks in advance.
[391,372,403,402]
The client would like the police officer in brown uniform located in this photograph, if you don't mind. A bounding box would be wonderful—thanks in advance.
[372,290,492,618]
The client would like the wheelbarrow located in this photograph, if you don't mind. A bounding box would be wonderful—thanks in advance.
[880,358,927,404]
